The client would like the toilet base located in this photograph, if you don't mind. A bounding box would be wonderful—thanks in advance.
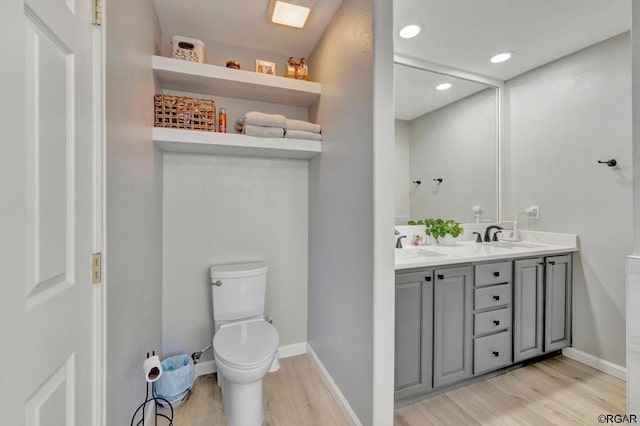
[221,374,265,426]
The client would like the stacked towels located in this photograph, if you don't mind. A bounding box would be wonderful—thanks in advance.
[236,112,285,138]
[236,112,322,141]
[284,119,322,141]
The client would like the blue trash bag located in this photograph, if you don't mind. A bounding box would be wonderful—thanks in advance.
[155,355,195,401]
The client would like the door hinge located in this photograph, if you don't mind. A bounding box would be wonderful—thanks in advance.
[92,253,102,284]
[93,0,103,26]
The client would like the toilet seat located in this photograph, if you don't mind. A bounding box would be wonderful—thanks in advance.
[213,320,279,370]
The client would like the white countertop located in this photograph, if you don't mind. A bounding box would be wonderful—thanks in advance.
[395,231,578,270]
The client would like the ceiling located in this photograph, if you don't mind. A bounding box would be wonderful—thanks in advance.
[394,0,631,81]
[395,65,493,121]
[152,0,630,121]
[152,0,344,58]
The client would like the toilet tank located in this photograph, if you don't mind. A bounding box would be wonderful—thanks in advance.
[210,262,268,322]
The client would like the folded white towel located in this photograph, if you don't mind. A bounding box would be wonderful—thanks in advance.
[243,124,284,138]
[243,112,286,128]
[285,118,321,134]
[285,130,322,141]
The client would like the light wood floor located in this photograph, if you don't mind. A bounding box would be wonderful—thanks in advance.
[160,355,625,426]
[395,356,626,426]
[161,354,351,426]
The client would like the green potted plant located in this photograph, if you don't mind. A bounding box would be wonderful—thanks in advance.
[407,218,464,245]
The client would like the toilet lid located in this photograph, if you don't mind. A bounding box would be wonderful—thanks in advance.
[213,321,279,369]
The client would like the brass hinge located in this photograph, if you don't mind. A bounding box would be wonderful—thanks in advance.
[92,253,102,284]
[93,0,103,26]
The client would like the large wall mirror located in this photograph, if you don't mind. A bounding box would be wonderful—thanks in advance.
[394,63,499,225]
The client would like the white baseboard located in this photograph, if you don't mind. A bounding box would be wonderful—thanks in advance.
[194,341,309,377]
[562,347,627,380]
[278,342,307,358]
[307,344,362,426]
[194,360,217,377]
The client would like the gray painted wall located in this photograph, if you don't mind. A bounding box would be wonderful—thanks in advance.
[162,90,308,134]
[162,153,309,361]
[105,1,163,424]
[395,119,411,223]
[508,33,632,367]
[307,0,375,422]
[161,38,292,76]
[409,89,498,223]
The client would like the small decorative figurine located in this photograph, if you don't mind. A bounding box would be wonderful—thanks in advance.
[285,57,309,80]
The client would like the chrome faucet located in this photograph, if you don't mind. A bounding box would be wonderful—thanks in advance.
[483,225,503,242]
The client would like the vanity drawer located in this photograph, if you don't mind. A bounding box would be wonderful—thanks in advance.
[474,331,511,374]
[474,307,511,336]
[474,284,511,311]
[475,261,512,287]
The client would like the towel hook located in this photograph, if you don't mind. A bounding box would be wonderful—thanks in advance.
[597,159,617,167]
[433,178,443,184]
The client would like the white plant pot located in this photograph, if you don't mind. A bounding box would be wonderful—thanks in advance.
[438,235,458,246]
[424,235,438,246]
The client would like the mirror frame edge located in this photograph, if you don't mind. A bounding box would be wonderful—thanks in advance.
[394,53,507,223]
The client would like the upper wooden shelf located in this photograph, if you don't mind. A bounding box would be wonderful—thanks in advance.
[152,56,322,107]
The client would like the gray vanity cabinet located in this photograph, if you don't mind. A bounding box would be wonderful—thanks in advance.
[394,270,434,399]
[513,258,545,362]
[472,261,513,375]
[393,252,573,403]
[545,254,572,351]
[513,254,572,360]
[433,266,473,387]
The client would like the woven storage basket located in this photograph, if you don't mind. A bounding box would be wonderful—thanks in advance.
[154,94,216,132]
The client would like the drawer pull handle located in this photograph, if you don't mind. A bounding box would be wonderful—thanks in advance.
[425,276,432,282]
[548,261,556,265]
[437,274,444,280]
[493,351,500,357]
[493,271,500,277]
[493,295,500,301]
[493,320,500,326]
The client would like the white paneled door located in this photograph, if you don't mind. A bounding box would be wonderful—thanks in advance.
[1,0,100,424]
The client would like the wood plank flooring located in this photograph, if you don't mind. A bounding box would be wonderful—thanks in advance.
[394,356,626,426]
[160,354,351,426]
[161,355,625,425]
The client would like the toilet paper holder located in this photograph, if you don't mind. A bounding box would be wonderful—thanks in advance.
[130,351,175,426]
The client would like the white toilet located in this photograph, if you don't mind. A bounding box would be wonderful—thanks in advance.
[210,262,279,426]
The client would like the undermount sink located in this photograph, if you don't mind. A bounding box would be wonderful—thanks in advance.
[395,248,445,259]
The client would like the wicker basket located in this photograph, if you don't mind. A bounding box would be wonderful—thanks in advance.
[154,94,216,132]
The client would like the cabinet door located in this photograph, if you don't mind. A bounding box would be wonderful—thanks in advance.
[545,254,573,351]
[514,258,544,362]
[434,266,473,387]
[394,270,433,399]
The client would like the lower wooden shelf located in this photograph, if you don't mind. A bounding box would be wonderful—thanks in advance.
[153,128,322,160]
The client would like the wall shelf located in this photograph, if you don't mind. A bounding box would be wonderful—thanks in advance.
[153,128,322,160]
[153,56,322,107]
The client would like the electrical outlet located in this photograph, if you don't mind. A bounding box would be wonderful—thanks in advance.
[528,205,540,220]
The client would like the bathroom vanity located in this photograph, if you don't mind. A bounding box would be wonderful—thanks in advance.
[393,232,577,404]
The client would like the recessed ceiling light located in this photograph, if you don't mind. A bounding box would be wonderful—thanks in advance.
[435,83,452,91]
[399,24,422,39]
[270,0,311,29]
[490,51,513,64]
